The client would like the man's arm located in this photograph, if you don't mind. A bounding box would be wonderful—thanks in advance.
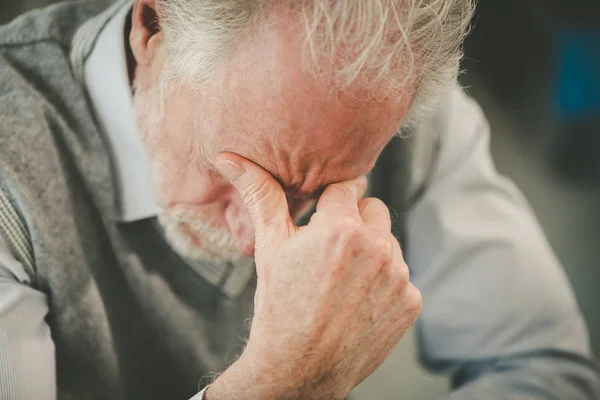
[407,87,600,399]
[0,236,56,399]
[202,153,423,400]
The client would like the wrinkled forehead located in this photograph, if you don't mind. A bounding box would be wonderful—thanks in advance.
[180,11,414,196]
[206,85,410,198]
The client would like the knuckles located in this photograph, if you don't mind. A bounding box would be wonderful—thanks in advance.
[366,234,395,266]
[359,197,389,216]
[403,283,423,318]
[322,216,363,245]
[389,258,410,291]
[323,218,397,267]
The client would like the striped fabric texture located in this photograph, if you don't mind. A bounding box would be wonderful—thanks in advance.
[0,188,34,281]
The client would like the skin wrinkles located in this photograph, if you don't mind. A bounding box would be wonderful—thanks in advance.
[124,2,468,397]
[131,0,414,258]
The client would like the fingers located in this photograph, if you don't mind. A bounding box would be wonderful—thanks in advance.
[315,176,367,219]
[216,153,295,245]
[358,198,391,232]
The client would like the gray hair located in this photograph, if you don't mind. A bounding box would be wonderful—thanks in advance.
[158,0,474,108]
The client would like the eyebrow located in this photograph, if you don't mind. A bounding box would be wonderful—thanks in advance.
[215,156,328,199]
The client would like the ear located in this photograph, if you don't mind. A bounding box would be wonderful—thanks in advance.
[130,0,164,67]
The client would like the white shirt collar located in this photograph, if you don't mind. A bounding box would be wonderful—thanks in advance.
[84,1,159,222]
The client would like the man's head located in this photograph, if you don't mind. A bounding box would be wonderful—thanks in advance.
[129,0,474,262]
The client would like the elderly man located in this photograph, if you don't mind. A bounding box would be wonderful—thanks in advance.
[0,0,598,399]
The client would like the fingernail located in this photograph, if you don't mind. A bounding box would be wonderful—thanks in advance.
[216,160,246,182]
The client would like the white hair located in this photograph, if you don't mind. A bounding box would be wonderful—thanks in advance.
[158,0,474,111]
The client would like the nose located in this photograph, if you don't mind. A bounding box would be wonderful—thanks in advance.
[225,202,255,257]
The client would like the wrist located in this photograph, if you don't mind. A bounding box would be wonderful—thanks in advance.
[206,349,293,400]
[206,345,346,400]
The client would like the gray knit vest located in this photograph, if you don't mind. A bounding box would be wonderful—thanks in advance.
[0,1,439,399]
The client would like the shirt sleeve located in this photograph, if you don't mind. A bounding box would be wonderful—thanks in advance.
[189,386,208,399]
[0,236,56,399]
[406,86,600,399]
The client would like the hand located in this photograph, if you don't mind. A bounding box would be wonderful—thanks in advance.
[208,154,422,400]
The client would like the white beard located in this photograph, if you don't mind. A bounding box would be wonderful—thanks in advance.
[132,75,242,264]
[158,209,241,263]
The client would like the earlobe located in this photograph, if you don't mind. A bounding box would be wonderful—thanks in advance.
[129,0,162,67]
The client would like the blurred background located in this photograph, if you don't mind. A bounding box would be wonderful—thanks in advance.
[1,0,599,398]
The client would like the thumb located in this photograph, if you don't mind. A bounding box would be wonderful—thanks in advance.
[215,153,295,246]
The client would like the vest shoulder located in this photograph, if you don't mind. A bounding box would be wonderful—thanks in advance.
[0,0,110,49]
[0,90,63,176]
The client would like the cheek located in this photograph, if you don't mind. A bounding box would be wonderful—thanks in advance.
[160,171,238,231]
[193,171,235,203]
[225,195,256,254]
[164,168,234,207]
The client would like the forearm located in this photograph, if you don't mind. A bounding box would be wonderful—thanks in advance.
[438,351,600,400]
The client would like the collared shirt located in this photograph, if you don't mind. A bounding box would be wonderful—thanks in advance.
[83,1,158,222]
[82,3,252,299]
[0,1,598,400]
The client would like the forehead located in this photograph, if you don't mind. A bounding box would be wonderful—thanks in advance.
[192,10,414,196]
[211,93,410,199]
